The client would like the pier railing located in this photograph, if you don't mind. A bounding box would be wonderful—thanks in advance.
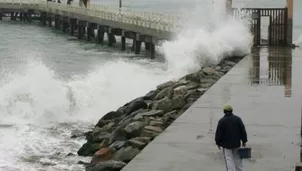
[0,0,183,32]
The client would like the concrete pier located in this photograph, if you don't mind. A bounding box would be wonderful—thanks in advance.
[97,25,105,44]
[121,47,301,171]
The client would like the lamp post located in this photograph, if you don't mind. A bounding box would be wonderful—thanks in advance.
[119,0,122,8]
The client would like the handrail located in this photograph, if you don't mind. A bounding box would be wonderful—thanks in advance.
[0,0,183,32]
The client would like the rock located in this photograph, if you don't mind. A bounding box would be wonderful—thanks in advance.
[77,161,89,165]
[154,87,173,100]
[109,126,128,144]
[200,78,217,85]
[134,110,164,120]
[186,82,200,90]
[95,119,109,128]
[127,138,148,149]
[66,153,75,157]
[91,132,111,143]
[100,122,115,132]
[152,97,172,112]
[173,85,188,97]
[124,98,148,115]
[202,67,217,75]
[143,90,158,100]
[153,94,186,112]
[117,116,133,127]
[174,79,190,87]
[78,142,100,156]
[109,141,126,151]
[91,147,115,164]
[215,66,222,70]
[129,108,149,117]
[144,126,163,133]
[71,130,86,139]
[224,60,236,66]
[183,72,204,83]
[163,110,180,127]
[140,129,159,138]
[86,160,126,171]
[101,111,124,120]
[156,81,175,90]
[123,121,145,138]
[199,82,213,88]
[184,89,203,101]
[149,120,163,126]
[113,146,140,163]
[170,95,186,110]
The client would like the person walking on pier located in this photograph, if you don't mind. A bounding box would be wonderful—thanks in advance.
[215,105,248,171]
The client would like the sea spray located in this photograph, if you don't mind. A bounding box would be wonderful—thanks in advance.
[160,0,253,78]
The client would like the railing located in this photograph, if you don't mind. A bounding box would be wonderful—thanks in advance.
[0,0,183,32]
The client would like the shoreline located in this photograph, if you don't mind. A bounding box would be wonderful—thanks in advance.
[73,55,244,171]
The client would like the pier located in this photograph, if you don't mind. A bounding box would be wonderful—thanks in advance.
[0,0,182,58]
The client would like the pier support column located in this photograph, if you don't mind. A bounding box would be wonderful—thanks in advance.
[27,10,33,22]
[77,21,86,39]
[131,38,135,51]
[54,15,60,29]
[145,42,151,50]
[40,12,47,25]
[97,25,105,44]
[107,28,116,47]
[287,0,293,45]
[121,30,126,51]
[87,23,94,41]
[150,43,155,59]
[19,12,23,21]
[62,17,69,33]
[0,12,3,20]
[134,33,142,54]
[70,18,77,36]
[47,15,52,27]
[10,12,16,21]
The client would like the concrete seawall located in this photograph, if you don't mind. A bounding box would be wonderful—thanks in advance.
[121,47,301,171]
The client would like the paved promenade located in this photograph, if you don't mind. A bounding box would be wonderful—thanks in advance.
[122,47,302,171]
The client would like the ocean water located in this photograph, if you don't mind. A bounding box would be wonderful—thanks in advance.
[0,0,299,170]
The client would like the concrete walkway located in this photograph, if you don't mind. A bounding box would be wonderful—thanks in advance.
[122,47,302,171]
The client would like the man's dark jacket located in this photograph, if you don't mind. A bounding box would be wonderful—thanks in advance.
[215,113,247,149]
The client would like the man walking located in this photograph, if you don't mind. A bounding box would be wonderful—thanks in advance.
[215,105,248,171]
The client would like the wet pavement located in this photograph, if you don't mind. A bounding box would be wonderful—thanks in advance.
[121,47,302,171]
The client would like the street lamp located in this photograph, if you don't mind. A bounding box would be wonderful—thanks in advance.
[119,0,122,8]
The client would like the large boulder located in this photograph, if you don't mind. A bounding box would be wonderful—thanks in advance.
[127,137,151,149]
[153,87,173,100]
[117,98,148,115]
[91,147,115,164]
[183,71,204,83]
[156,81,175,90]
[78,142,100,156]
[113,146,140,163]
[123,121,146,138]
[101,111,124,120]
[86,160,126,171]
[152,95,185,113]
[88,132,111,143]
[202,67,217,75]
[133,110,164,120]
[143,90,159,100]
[109,126,128,144]
[109,141,126,151]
